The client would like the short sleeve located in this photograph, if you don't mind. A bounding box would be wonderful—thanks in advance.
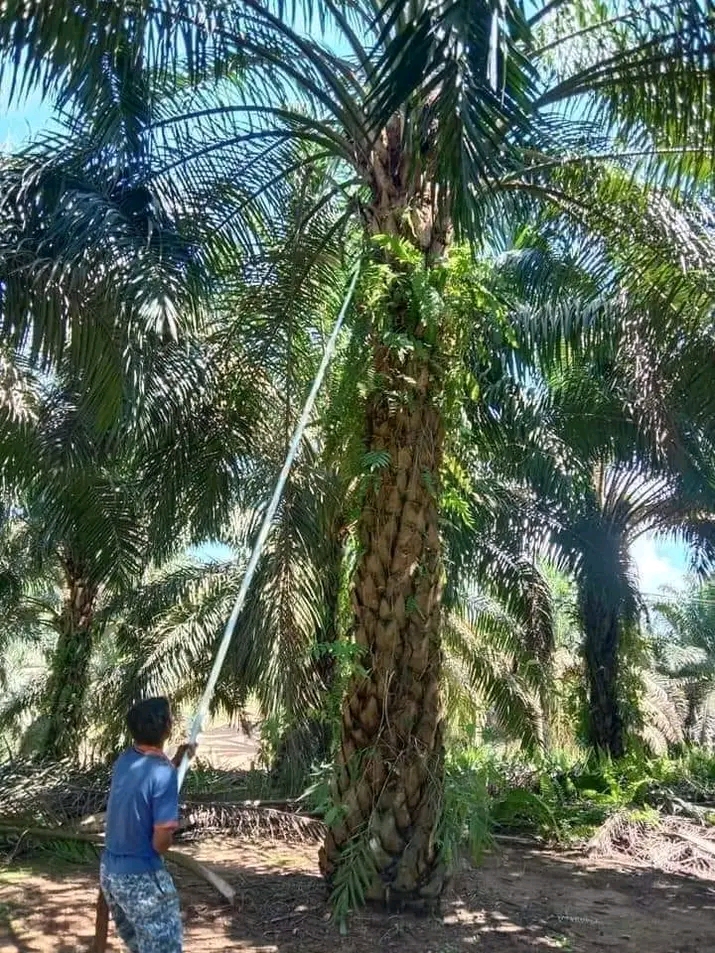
[151,764,179,830]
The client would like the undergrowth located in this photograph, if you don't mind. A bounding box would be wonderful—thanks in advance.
[440,745,715,851]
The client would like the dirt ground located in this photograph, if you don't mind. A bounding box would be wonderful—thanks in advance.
[177,721,261,770]
[2,837,715,953]
[187,725,258,771]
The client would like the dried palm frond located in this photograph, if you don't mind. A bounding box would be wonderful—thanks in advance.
[589,812,715,880]
[0,760,323,845]
[179,803,324,844]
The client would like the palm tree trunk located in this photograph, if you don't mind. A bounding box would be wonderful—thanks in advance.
[320,252,447,908]
[42,562,98,761]
[684,678,705,743]
[581,591,625,758]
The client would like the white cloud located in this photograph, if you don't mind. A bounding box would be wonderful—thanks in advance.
[630,536,686,595]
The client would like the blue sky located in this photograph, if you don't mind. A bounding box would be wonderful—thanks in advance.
[631,536,688,597]
[0,87,51,147]
[0,83,691,597]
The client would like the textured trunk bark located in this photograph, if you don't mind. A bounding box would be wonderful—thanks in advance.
[42,563,98,761]
[581,592,624,759]
[320,271,447,909]
[522,588,556,751]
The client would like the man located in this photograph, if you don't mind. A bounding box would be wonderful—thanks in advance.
[100,697,196,953]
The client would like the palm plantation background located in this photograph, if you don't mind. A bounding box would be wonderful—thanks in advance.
[3,0,715,918]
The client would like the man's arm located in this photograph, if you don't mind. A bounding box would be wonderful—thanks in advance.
[151,765,180,854]
[152,825,175,854]
[151,745,197,853]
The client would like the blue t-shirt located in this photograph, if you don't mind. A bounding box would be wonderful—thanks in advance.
[102,747,179,875]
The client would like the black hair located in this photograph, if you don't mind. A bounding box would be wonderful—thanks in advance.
[127,697,172,747]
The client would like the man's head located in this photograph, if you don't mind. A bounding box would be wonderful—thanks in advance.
[127,697,173,748]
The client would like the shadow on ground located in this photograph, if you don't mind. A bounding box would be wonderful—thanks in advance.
[183,845,715,953]
[0,870,101,952]
[3,841,715,952]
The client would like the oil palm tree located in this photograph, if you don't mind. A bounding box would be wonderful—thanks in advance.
[2,0,715,905]
[89,233,550,776]
[0,57,274,755]
[0,363,147,759]
[0,142,351,759]
[474,223,715,758]
[651,581,715,747]
[0,339,264,760]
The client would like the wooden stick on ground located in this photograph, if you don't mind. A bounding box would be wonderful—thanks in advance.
[94,892,109,953]
[165,847,236,899]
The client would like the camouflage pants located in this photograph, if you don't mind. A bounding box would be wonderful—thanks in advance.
[100,866,182,953]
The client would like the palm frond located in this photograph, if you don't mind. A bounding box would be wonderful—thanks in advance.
[443,609,541,750]
[0,130,208,414]
[639,669,686,755]
[537,0,715,193]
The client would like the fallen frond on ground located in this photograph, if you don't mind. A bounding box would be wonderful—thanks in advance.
[0,760,324,845]
[588,811,715,879]
[179,802,324,843]
[0,759,110,826]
